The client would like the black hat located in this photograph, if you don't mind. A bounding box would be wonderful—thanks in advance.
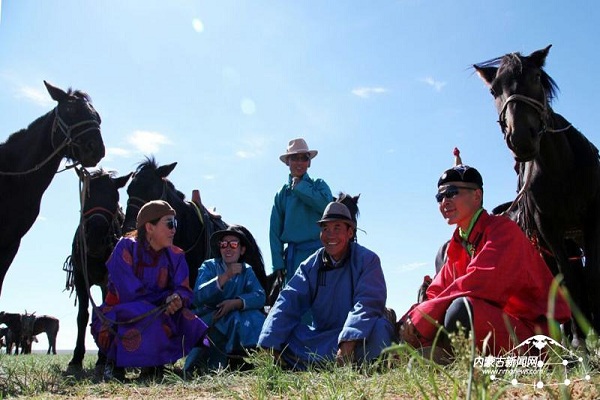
[437,148,483,188]
[316,202,356,228]
[210,225,250,249]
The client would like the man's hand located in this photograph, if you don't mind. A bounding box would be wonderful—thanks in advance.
[399,317,423,348]
[291,176,301,189]
[165,293,182,315]
[214,299,242,321]
[336,340,357,366]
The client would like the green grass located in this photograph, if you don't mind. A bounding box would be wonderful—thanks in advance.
[1,339,599,400]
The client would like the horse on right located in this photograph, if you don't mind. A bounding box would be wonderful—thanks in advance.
[474,45,600,339]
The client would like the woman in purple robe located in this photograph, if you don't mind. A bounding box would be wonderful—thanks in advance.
[91,200,209,381]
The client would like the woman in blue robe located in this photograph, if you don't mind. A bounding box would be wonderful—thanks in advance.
[259,202,396,370]
[186,225,266,371]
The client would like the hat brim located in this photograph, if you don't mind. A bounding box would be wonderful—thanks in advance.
[316,216,356,229]
[279,150,318,164]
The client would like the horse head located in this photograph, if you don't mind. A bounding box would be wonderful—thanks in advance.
[44,81,105,167]
[76,168,131,258]
[473,45,558,162]
[335,192,360,240]
[122,156,182,233]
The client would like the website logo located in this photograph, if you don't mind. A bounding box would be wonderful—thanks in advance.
[473,334,590,389]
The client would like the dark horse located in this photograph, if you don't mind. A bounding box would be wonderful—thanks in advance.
[64,168,132,373]
[0,311,22,354]
[474,45,600,336]
[19,314,60,355]
[0,81,105,295]
[122,157,268,292]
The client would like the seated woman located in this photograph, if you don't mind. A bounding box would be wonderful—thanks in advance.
[185,225,266,372]
[91,200,209,381]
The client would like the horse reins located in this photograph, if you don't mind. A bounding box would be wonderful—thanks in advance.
[0,106,100,176]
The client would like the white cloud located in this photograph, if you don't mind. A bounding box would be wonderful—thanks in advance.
[398,262,428,272]
[104,147,131,160]
[126,130,173,154]
[235,135,268,159]
[192,18,204,33]
[351,86,388,98]
[15,85,54,108]
[421,76,447,92]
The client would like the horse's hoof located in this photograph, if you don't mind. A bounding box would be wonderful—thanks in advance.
[65,363,83,377]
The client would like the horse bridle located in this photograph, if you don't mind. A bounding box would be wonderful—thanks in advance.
[125,179,169,216]
[80,205,124,253]
[497,91,571,137]
[497,93,549,137]
[0,101,101,177]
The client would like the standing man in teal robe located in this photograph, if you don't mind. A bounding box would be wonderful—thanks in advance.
[270,138,332,283]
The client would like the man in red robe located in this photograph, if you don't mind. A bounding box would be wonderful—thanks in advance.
[400,153,571,361]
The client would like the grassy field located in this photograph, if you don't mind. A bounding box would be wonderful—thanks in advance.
[1,340,599,400]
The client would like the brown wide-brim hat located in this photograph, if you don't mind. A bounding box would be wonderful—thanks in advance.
[136,200,176,230]
[316,202,356,229]
[210,225,250,249]
[279,138,318,164]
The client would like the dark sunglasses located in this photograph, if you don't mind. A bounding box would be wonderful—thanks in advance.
[289,154,310,162]
[165,219,178,230]
[435,185,477,203]
[219,240,240,250]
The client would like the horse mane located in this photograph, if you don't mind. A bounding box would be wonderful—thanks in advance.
[475,52,559,104]
[88,168,115,179]
[67,89,92,103]
[135,156,185,200]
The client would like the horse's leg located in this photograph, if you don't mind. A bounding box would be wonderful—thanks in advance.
[536,225,585,345]
[67,271,89,373]
[584,214,600,335]
[49,320,58,355]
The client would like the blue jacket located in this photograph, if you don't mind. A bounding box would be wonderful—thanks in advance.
[269,172,332,273]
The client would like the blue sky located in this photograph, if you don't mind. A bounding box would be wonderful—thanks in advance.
[0,1,598,351]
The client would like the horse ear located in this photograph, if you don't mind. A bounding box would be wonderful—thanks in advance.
[353,194,360,204]
[528,44,552,68]
[43,81,68,102]
[114,172,133,189]
[474,65,497,87]
[156,162,177,179]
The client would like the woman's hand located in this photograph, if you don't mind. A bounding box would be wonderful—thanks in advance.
[213,299,242,320]
[165,293,182,315]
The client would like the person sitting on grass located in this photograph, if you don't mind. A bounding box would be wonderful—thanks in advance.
[258,202,396,370]
[185,225,266,373]
[399,151,571,363]
[91,200,209,381]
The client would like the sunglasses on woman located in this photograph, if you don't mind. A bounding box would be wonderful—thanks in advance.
[435,185,477,203]
[165,219,178,230]
[219,240,240,249]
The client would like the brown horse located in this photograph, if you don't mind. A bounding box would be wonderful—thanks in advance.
[20,314,60,355]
